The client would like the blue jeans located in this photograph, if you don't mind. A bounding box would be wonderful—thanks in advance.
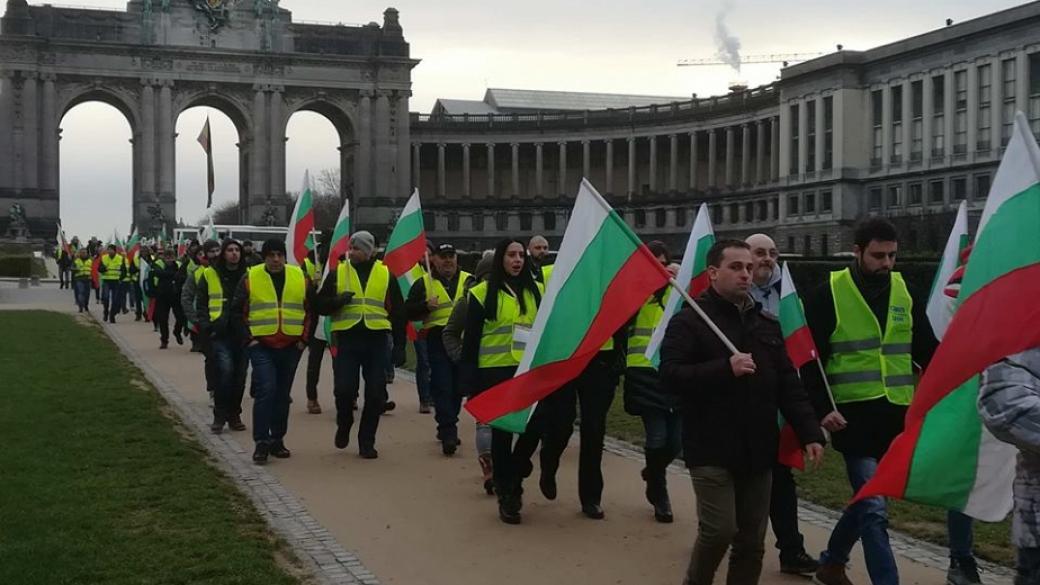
[414,338,432,405]
[641,409,682,454]
[820,455,898,585]
[248,344,303,445]
[211,338,248,420]
[73,279,91,309]
[428,335,461,442]
[101,280,122,315]
[1019,548,1040,585]
[948,510,975,560]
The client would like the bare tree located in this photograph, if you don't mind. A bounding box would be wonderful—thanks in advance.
[315,168,341,199]
[202,200,239,226]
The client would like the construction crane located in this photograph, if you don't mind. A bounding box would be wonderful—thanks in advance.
[677,52,826,67]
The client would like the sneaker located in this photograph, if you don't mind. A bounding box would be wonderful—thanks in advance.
[581,503,605,520]
[252,442,269,465]
[359,446,379,459]
[307,400,322,414]
[159,341,168,350]
[382,401,396,414]
[419,402,432,414]
[781,551,820,577]
[947,557,982,585]
[334,426,351,449]
[270,443,291,459]
[814,563,854,585]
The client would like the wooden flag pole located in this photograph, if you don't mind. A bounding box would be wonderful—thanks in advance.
[813,355,841,414]
[423,251,434,302]
[666,277,739,355]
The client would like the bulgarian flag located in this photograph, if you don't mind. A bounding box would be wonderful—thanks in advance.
[644,202,715,364]
[465,179,671,432]
[316,199,351,346]
[383,190,427,276]
[853,114,1039,521]
[55,222,71,257]
[400,264,428,341]
[126,228,141,264]
[925,200,970,340]
[286,171,316,267]
[776,262,820,471]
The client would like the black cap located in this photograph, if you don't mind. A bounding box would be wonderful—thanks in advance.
[262,238,287,257]
[435,243,456,256]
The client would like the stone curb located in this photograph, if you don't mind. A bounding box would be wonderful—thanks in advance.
[100,318,382,585]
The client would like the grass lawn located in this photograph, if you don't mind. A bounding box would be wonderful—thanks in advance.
[605,399,1014,566]
[0,311,301,585]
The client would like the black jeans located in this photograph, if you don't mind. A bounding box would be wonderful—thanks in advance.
[539,354,618,507]
[428,334,462,442]
[333,331,389,448]
[154,297,185,343]
[769,463,806,561]
[491,408,546,497]
[211,338,248,420]
[305,337,326,401]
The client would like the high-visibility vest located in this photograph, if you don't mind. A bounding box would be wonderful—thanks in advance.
[100,254,124,281]
[247,264,307,337]
[627,296,665,369]
[825,268,914,406]
[201,267,226,322]
[540,263,614,351]
[303,258,321,284]
[331,261,391,332]
[122,257,136,282]
[73,258,92,279]
[424,271,472,328]
[469,281,541,368]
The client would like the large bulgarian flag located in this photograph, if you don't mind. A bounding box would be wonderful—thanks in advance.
[465,179,671,432]
[925,200,970,340]
[776,262,820,471]
[286,171,316,267]
[644,202,715,364]
[316,199,350,345]
[853,113,1039,521]
[383,190,427,276]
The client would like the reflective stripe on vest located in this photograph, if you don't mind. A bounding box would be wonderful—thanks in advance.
[469,281,541,368]
[424,271,472,328]
[627,296,665,369]
[201,266,225,322]
[247,264,307,337]
[540,264,613,351]
[331,261,391,332]
[824,268,914,406]
[100,254,124,281]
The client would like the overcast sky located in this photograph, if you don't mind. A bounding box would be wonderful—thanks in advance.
[52,0,1025,240]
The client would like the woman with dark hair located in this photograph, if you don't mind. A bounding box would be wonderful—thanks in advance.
[459,238,544,524]
[624,240,681,523]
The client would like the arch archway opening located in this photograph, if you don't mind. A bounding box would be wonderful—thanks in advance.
[175,106,243,229]
[285,106,351,234]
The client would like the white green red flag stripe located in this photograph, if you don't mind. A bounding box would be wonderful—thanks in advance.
[776,262,818,471]
[854,113,1038,521]
[286,171,315,267]
[383,190,427,277]
[399,264,428,341]
[316,200,351,345]
[925,200,970,340]
[465,179,671,433]
[126,228,141,264]
[644,202,715,364]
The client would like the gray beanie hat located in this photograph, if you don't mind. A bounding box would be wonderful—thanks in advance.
[350,230,376,255]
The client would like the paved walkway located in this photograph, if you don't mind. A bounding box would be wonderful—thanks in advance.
[2,284,1005,585]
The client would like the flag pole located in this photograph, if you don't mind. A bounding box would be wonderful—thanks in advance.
[813,355,841,414]
[423,252,433,302]
[666,277,739,355]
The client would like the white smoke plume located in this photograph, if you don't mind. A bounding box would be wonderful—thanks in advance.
[714,3,742,73]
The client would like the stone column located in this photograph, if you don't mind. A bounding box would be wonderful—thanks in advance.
[833,91,846,170]
[881,85,892,165]
[396,92,412,198]
[251,85,269,205]
[535,142,544,196]
[158,80,175,201]
[511,143,520,196]
[22,72,38,190]
[461,143,471,197]
[689,131,698,190]
[669,134,678,192]
[486,143,495,198]
[139,80,156,201]
[436,143,446,197]
[269,86,286,203]
[707,128,717,188]
[0,72,14,188]
[626,137,636,197]
[558,141,567,195]
[648,136,657,193]
[40,74,57,194]
[815,96,825,171]
[922,75,934,164]
[724,126,735,187]
[356,91,372,202]
[755,120,766,183]
[901,80,912,163]
[771,116,780,181]
[797,100,809,175]
[944,70,955,158]
[582,139,591,180]
[374,91,392,197]
[740,123,751,184]
[605,139,614,194]
[411,142,421,190]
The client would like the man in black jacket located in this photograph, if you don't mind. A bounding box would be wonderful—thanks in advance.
[660,239,824,585]
[148,247,186,349]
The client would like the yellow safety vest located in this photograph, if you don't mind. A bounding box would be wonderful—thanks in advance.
[627,296,665,369]
[73,258,92,279]
[424,270,472,328]
[303,258,321,283]
[469,281,541,368]
[540,262,613,351]
[331,261,391,332]
[825,268,914,405]
[247,264,307,337]
[100,254,124,281]
[201,267,225,322]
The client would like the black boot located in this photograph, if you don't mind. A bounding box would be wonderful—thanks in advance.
[642,448,674,523]
[497,490,522,524]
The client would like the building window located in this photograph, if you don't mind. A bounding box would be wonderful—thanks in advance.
[655,208,667,228]
[675,207,687,227]
[820,233,829,256]
[909,182,923,205]
[823,96,834,170]
[472,213,485,231]
[803,235,812,255]
[869,187,882,210]
[729,203,740,223]
[975,173,991,199]
[423,211,437,231]
[978,63,992,152]
[804,192,816,214]
[790,104,800,174]
[888,185,902,208]
[955,70,968,154]
[519,212,532,231]
[757,200,768,222]
[821,189,833,212]
[634,209,646,228]
[543,211,556,231]
[929,180,945,204]
[772,197,779,220]
[871,90,883,167]
[911,80,923,162]
[1030,54,1040,138]
[712,205,723,226]
[932,74,946,157]
[806,100,817,171]
[952,177,967,201]
[891,85,903,163]
[787,236,795,252]
[495,212,508,231]
[447,212,459,231]
[744,202,754,223]
[788,195,800,216]
[1003,58,1017,146]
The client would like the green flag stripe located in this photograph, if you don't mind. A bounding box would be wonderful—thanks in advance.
[691,234,714,275]
[386,210,424,252]
[961,183,1040,301]
[295,191,313,220]
[530,213,637,365]
[777,294,807,338]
